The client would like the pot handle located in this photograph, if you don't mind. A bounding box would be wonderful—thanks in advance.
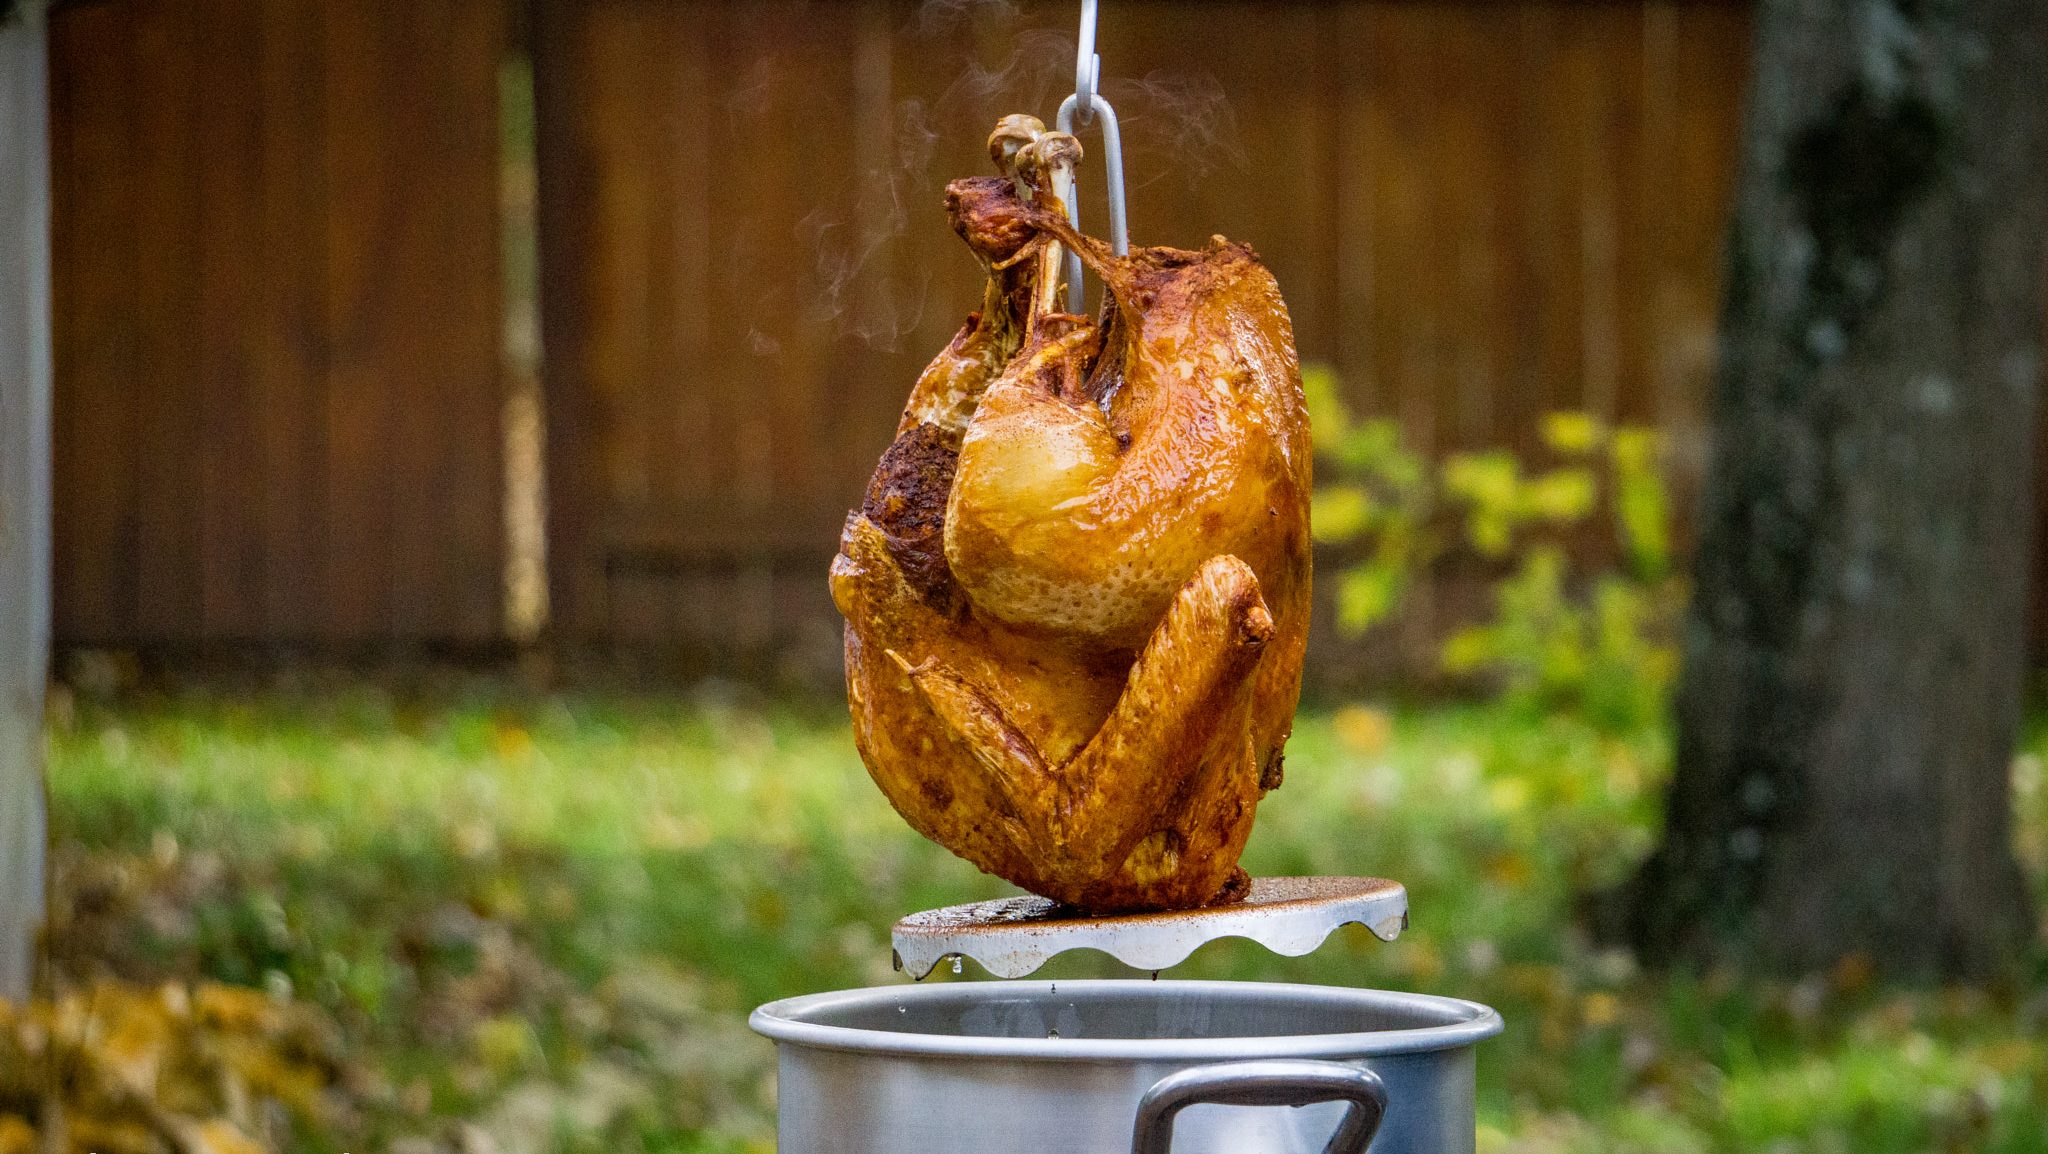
[1130,1059,1389,1154]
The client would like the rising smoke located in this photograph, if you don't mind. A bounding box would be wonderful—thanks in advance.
[799,1,1246,350]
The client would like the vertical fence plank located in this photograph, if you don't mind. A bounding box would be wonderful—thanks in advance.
[1531,5,1592,425]
[385,0,503,640]
[321,2,398,640]
[1485,3,1550,459]
[1604,3,1654,429]
[128,0,206,640]
[257,0,329,639]
[533,0,599,642]
[1436,3,1511,450]
[50,0,138,642]
[197,0,268,636]
[1331,2,1384,418]
[1358,3,1451,450]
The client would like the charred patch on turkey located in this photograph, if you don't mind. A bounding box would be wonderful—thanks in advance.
[861,422,961,609]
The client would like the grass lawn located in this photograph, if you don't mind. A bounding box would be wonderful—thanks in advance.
[36,679,2048,1153]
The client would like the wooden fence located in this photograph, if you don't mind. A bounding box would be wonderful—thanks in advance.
[534,0,1752,673]
[51,0,1761,667]
[49,0,506,645]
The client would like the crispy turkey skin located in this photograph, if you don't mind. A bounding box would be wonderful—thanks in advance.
[831,121,1311,912]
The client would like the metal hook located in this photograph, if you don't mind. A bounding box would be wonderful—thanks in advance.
[1057,0,1127,309]
[1072,0,1100,127]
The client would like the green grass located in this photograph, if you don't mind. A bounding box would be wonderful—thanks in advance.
[41,681,2048,1153]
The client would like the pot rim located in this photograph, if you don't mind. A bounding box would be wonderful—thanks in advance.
[750,979,1504,1064]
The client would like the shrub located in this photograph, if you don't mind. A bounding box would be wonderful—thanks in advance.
[1307,367,1684,732]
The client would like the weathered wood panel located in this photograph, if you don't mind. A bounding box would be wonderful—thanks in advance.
[51,0,136,639]
[536,0,1755,670]
[49,0,506,646]
[538,0,923,668]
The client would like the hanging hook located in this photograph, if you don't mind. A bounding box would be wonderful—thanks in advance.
[1071,0,1100,128]
[1056,0,1127,308]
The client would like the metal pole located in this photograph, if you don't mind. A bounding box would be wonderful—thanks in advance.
[0,2,52,1002]
[1058,0,1127,308]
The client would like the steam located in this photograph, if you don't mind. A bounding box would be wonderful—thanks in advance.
[910,0,1019,38]
[1109,70,1245,181]
[797,97,947,350]
[797,0,1247,350]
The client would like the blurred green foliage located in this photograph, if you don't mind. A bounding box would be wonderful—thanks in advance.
[1307,368,1684,732]
[29,682,2048,1153]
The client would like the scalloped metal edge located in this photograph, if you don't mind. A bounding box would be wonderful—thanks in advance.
[891,877,1408,980]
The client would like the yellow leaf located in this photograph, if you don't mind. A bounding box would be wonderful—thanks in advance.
[0,1116,33,1154]
[186,1118,267,1154]
[1310,485,1373,543]
[1336,565,1403,634]
[1440,626,1492,674]
[1540,411,1606,454]
[1521,469,1596,523]
[1608,426,1662,473]
[1611,427,1672,573]
[1300,363,1350,441]
[95,991,173,1096]
[1443,451,1519,511]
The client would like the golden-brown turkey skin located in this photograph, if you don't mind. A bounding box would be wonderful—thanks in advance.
[831,157,1311,913]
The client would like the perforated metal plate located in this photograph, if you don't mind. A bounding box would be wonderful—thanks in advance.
[891,876,1408,980]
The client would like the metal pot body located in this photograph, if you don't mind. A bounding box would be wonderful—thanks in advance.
[751,980,1502,1154]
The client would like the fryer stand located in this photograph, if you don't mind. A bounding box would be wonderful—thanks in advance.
[891,877,1408,980]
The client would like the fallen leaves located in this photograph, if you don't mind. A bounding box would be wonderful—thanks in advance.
[0,978,342,1154]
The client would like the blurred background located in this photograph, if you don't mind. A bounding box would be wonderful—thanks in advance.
[44,0,1752,684]
[3,0,2046,1152]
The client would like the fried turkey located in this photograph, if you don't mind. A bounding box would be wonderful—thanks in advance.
[830,116,1311,912]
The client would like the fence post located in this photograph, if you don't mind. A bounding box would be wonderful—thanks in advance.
[0,1,51,1001]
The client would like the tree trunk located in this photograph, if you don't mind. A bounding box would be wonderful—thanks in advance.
[1620,0,2046,979]
[0,3,51,1001]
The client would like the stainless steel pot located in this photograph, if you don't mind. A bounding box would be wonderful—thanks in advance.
[750,979,1502,1153]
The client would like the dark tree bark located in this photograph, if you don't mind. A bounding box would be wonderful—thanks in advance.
[1620,0,2047,978]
